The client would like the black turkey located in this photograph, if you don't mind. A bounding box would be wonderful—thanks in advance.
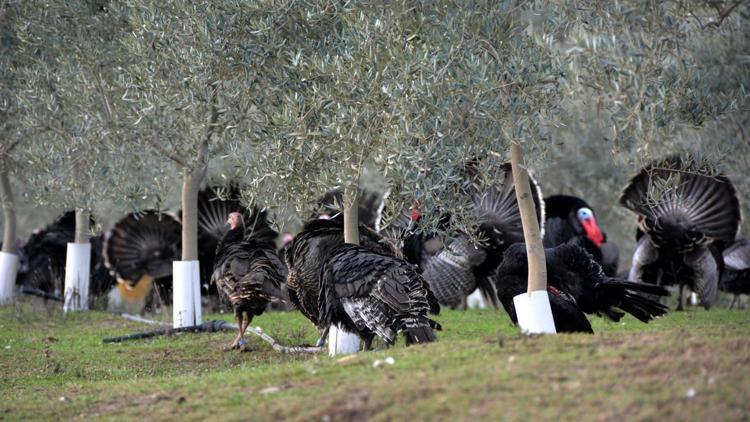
[543,195,619,276]
[397,163,544,309]
[495,243,669,333]
[720,236,750,309]
[284,218,395,328]
[103,210,181,311]
[319,243,440,348]
[18,211,114,304]
[619,156,741,309]
[211,210,286,350]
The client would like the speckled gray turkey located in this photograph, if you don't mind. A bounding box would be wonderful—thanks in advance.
[284,218,395,328]
[211,210,286,350]
[620,156,741,309]
[318,243,440,348]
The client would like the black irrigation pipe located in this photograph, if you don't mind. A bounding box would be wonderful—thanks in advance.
[105,315,322,354]
[103,320,228,343]
[20,286,63,302]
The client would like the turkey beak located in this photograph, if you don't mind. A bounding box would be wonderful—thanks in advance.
[581,217,604,247]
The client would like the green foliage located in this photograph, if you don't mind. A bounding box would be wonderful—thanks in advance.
[234,0,566,237]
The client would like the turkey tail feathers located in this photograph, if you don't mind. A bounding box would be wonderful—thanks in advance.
[405,324,437,345]
[601,278,669,323]
[473,162,545,242]
[619,156,740,242]
[103,211,181,283]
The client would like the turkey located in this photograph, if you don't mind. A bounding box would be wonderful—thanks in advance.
[397,163,544,309]
[103,210,181,312]
[319,243,440,348]
[197,185,252,298]
[211,211,286,350]
[495,243,669,333]
[18,211,114,304]
[543,195,619,276]
[17,211,76,296]
[720,236,750,309]
[619,156,741,309]
[284,218,395,328]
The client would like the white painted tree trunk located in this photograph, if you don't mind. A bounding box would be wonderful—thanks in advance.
[513,290,557,334]
[172,260,202,328]
[0,252,18,305]
[510,143,556,335]
[328,187,362,356]
[328,323,361,356]
[63,243,91,312]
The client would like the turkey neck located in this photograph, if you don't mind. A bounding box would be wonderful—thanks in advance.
[216,226,246,255]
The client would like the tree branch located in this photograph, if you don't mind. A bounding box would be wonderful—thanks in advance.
[147,131,187,167]
[0,140,19,156]
[200,80,222,166]
[708,0,745,27]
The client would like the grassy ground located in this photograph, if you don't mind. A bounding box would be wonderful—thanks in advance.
[1,299,749,421]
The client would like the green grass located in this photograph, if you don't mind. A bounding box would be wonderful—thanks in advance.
[1,300,749,421]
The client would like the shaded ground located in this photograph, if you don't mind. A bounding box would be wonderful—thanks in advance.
[1,300,749,421]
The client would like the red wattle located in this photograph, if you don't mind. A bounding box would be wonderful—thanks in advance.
[581,218,604,247]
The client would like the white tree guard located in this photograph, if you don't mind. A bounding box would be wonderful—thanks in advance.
[328,324,361,356]
[173,260,202,328]
[513,290,557,335]
[0,252,19,305]
[63,243,91,312]
[466,288,488,309]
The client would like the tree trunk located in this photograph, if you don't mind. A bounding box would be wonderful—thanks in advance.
[343,186,360,245]
[74,208,90,244]
[181,167,203,261]
[510,142,547,293]
[0,167,16,254]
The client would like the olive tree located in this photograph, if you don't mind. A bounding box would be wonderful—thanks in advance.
[114,0,289,326]
[0,0,23,302]
[229,1,567,342]
[12,0,154,311]
[530,0,750,255]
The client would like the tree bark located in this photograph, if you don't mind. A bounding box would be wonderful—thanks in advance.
[510,142,547,293]
[181,167,204,261]
[343,186,360,245]
[74,208,90,244]
[0,166,16,254]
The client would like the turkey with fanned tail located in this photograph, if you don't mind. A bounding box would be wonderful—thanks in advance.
[396,162,544,309]
[495,243,669,333]
[318,243,440,349]
[619,156,741,309]
[103,210,181,311]
[211,210,287,350]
